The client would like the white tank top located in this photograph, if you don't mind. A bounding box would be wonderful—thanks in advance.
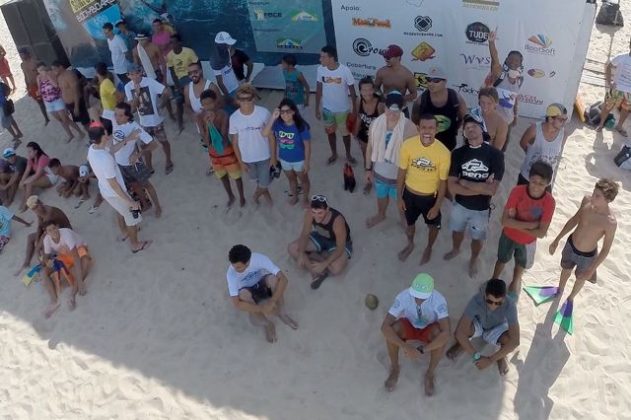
[520,122,564,179]
[495,77,521,125]
[188,79,213,114]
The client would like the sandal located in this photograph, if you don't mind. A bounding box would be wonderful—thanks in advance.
[615,126,628,137]
[310,270,330,290]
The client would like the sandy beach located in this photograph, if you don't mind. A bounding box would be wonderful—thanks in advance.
[0,4,630,420]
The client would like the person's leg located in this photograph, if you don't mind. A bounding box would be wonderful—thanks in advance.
[399,190,419,261]
[509,264,526,296]
[285,169,299,205]
[385,321,404,392]
[41,269,61,318]
[160,140,174,173]
[265,275,298,329]
[141,181,162,217]
[35,98,50,124]
[326,131,337,163]
[53,110,75,141]
[495,331,512,375]
[342,135,354,163]
[399,225,416,261]
[235,177,246,207]
[175,83,184,132]
[366,197,389,228]
[327,252,349,276]
[298,171,310,208]
[444,203,467,259]
[238,288,276,343]
[557,268,573,297]
[596,95,616,130]
[421,226,440,265]
[444,231,464,260]
[219,174,235,207]
[469,239,484,277]
[287,236,319,268]
[14,232,38,275]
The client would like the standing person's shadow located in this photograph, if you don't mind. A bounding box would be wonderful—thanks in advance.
[513,298,571,419]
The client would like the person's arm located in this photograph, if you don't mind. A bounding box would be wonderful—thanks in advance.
[352,98,361,136]
[365,135,374,183]
[519,124,536,152]
[197,112,210,147]
[168,66,180,92]
[106,177,136,206]
[315,81,322,119]
[447,176,479,196]
[215,73,228,96]
[348,84,358,115]
[374,69,384,95]
[458,177,500,196]
[488,29,502,81]
[68,72,81,115]
[22,159,46,184]
[304,138,311,173]
[296,210,314,257]
[244,59,254,83]
[231,295,264,314]
[297,72,310,107]
[210,83,225,108]
[218,111,229,141]
[512,96,519,127]
[422,317,450,352]
[501,205,539,231]
[484,322,520,366]
[230,134,247,173]
[494,119,508,151]
[381,313,422,360]
[68,246,84,295]
[405,74,418,103]
[428,179,447,220]
[454,314,478,355]
[262,109,278,138]
[549,199,586,253]
[19,160,33,185]
[396,167,407,212]
[3,170,22,189]
[11,214,32,227]
[605,62,614,89]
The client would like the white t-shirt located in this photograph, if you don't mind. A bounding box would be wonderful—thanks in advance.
[112,121,153,166]
[388,289,449,330]
[108,35,129,75]
[214,65,239,95]
[124,77,166,127]
[43,228,86,255]
[316,64,355,113]
[229,105,272,163]
[225,252,281,297]
[611,54,631,93]
[87,145,128,198]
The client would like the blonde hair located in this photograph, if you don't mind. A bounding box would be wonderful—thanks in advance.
[236,84,258,98]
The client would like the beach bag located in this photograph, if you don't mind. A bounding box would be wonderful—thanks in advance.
[596,1,624,27]
[584,101,614,128]
[343,163,356,193]
[614,144,631,167]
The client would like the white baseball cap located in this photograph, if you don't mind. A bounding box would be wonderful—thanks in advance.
[215,31,237,45]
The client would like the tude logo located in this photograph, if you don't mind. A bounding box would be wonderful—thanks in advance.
[353,38,384,57]
[525,34,555,56]
[465,22,490,43]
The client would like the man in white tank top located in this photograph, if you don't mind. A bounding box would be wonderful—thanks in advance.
[517,103,568,188]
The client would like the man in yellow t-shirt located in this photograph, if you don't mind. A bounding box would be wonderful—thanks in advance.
[95,62,123,134]
[397,113,451,264]
[167,33,199,132]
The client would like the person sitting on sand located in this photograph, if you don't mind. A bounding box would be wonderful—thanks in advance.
[288,194,352,289]
[0,199,31,253]
[18,142,58,211]
[381,273,450,396]
[41,222,92,318]
[14,195,71,276]
[0,147,27,206]
[198,89,245,208]
[548,179,618,305]
[446,278,519,376]
[48,158,80,199]
[226,244,298,343]
[491,161,556,298]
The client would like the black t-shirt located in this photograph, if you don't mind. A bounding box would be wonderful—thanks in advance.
[412,89,461,151]
[231,49,250,81]
[449,143,504,210]
[8,156,27,175]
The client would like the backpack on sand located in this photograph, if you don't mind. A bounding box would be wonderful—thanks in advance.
[596,0,624,27]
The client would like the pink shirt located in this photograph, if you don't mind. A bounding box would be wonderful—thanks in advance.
[29,154,50,172]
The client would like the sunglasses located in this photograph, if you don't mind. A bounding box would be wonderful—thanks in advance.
[553,116,568,122]
[427,78,445,84]
[237,96,254,102]
[279,108,293,114]
[311,194,327,202]
[485,298,503,306]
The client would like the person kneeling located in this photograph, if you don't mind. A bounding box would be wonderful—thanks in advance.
[447,278,519,376]
[288,194,352,289]
[226,244,298,343]
[381,273,450,396]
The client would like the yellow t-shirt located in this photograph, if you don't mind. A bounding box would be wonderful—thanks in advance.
[398,136,451,194]
[99,79,117,111]
[167,47,199,79]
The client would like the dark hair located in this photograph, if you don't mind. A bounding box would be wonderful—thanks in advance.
[95,62,109,77]
[485,278,507,298]
[171,33,182,42]
[188,61,202,70]
[276,98,310,132]
[478,87,499,102]
[282,54,297,67]
[529,160,554,183]
[88,126,107,144]
[26,142,46,159]
[36,61,49,70]
[51,60,64,69]
[102,22,114,31]
[200,89,218,101]
[115,102,133,120]
[358,76,375,90]
[48,158,61,168]
[321,45,338,61]
[229,244,251,264]
[417,113,437,125]
[507,50,523,63]
[42,220,59,231]
[152,18,163,24]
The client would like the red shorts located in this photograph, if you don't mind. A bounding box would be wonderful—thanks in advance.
[400,319,437,343]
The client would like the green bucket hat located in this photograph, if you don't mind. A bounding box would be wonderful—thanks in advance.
[409,273,434,299]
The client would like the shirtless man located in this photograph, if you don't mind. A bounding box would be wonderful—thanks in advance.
[18,48,49,125]
[14,195,72,276]
[472,87,508,151]
[48,158,80,198]
[548,179,618,304]
[374,44,417,118]
[51,61,90,132]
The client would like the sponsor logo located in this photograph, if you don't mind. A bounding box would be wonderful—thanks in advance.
[411,156,435,171]
[461,159,490,179]
[411,42,436,61]
[406,0,425,6]
[459,53,491,69]
[353,38,384,57]
[292,11,318,22]
[341,5,360,11]
[404,16,443,37]
[276,38,303,50]
[549,71,556,78]
[527,68,545,78]
[352,17,391,28]
[462,0,499,10]
[518,94,544,105]
[453,83,480,96]
[346,62,377,71]
[525,34,555,56]
[465,22,490,44]
[254,9,282,20]
[414,72,429,89]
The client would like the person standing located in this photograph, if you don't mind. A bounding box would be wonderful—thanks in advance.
[18,48,49,125]
[381,273,450,396]
[102,22,131,85]
[0,44,16,93]
[354,76,384,193]
[51,61,90,132]
[212,31,240,114]
[229,85,276,205]
[167,34,199,132]
[87,124,150,253]
[0,80,22,146]
[596,39,631,134]
[230,44,253,84]
[124,64,174,175]
[281,54,309,111]
[411,66,467,151]
[374,44,417,117]
[517,103,568,188]
[397,114,451,265]
[315,45,357,165]
[115,20,136,63]
[95,62,124,134]
[469,87,508,151]
[444,116,505,277]
[365,92,417,228]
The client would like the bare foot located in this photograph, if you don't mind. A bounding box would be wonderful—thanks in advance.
[78,284,87,296]
[302,199,310,209]
[45,301,61,318]
[497,357,509,376]
[68,295,76,311]
[155,207,162,218]
[446,343,463,360]
[117,234,128,242]
[384,366,400,392]
[14,264,28,277]
[326,155,338,165]
[131,240,152,254]
[468,258,479,278]
[264,322,277,343]
[443,249,459,260]
[366,214,385,228]
[288,195,298,206]
[278,313,298,330]
[226,196,235,208]
[424,372,435,396]
[420,247,432,265]
[239,197,246,207]
[363,182,372,195]
[398,243,415,261]
[65,135,74,143]
[44,119,50,126]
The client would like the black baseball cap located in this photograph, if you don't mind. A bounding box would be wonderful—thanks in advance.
[385,91,404,111]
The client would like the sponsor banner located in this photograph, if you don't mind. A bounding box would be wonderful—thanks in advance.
[331,0,586,118]
[247,0,326,54]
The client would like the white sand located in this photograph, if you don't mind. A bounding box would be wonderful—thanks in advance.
[1,6,630,420]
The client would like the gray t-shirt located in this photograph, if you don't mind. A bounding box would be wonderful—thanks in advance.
[463,287,518,330]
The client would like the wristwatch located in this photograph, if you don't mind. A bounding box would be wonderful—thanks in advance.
[472,352,481,362]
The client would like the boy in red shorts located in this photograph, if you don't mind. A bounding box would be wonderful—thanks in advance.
[198,89,245,207]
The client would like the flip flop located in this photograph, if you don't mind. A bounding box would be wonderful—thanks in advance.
[131,240,152,254]
[310,270,329,290]
[88,205,98,214]
[615,126,628,137]
[74,199,86,209]
[165,163,174,175]
[346,156,357,166]
[326,155,338,165]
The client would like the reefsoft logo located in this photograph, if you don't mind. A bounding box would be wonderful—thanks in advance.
[525,34,555,56]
